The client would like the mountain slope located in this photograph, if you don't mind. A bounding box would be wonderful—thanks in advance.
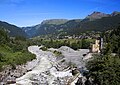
[22,19,68,37]
[41,19,68,25]
[22,25,38,38]
[85,11,110,21]
[0,21,27,37]
[22,11,120,37]
[68,14,120,34]
[24,19,82,37]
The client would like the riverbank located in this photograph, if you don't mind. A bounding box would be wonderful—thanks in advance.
[0,45,91,85]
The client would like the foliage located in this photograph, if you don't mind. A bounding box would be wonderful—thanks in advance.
[40,46,48,51]
[103,25,120,55]
[0,29,9,44]
[30,38,94,50]
[86,54,120,85]
[86,26,120,85]
[15,36,26,41]
[53,50,62,56]
[0,29,35,71]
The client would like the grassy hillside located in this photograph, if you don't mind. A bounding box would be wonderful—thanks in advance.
[0,29,35,71]
[41,19,68,25]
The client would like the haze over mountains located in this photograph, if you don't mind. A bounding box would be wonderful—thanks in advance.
[0,11,120,38]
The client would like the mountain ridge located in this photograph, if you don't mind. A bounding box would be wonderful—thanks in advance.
[0,21,27,37]
[22,11,120,37]
[41,19,68,25]
[85,11,110,21]
[0,11,120,38]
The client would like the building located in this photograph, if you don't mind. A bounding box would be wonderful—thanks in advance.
[91,40,100,53]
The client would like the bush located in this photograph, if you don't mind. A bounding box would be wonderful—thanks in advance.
[40,46,48,51]
[61,59,65,62]
[86,54,120,85]
[0,30,36,71]
[53,50,62,56]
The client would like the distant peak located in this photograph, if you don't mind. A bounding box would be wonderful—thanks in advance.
[86,11,110,21]
[111,11,120,16]
[112,11,120,13]
[92,11,102,14]
[89,11,108,16]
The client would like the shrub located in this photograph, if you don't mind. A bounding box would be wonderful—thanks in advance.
[53,50,62,56]
[86,54,120,85]
[40,46,48,51]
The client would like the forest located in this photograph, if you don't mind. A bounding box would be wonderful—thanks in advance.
[0,29,35,71]
[30,38,95,50]
[86,26,120,85]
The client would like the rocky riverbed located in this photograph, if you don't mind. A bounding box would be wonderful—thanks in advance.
[0,46,91,85]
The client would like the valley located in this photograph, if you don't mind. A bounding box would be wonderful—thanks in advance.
[0,11,120,38]
[0,11,120,85]
[1,46,90,85]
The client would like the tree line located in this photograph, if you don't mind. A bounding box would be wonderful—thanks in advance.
[29,38,95,50]
[86,26,120,85]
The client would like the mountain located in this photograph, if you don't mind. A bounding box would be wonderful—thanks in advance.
[85,11,110,21]
[41,19,68,25]
[111,11,120,16]
[22,19,69,37]
[69,14,120,34]
[0,21,27,37]
[0,11,120,38]
[22,11,120,37]
[22,25,39,38]
[33,19,82,37]
[22,19,82,37]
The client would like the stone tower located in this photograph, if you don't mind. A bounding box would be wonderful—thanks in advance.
[91,40,100,53]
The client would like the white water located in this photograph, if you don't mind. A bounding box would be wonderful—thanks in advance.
[15,46,72,85]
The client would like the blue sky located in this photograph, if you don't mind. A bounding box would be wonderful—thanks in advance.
[0,0,120,27]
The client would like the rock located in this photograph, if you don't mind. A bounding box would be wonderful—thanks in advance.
[7,80,16,84]
[59,46,75,53]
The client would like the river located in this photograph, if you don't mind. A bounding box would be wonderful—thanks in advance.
[10,46,90,85]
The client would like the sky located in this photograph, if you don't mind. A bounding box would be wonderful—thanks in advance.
[0,0,120,27]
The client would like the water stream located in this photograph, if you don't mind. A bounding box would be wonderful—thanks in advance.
[15,46,72,85]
